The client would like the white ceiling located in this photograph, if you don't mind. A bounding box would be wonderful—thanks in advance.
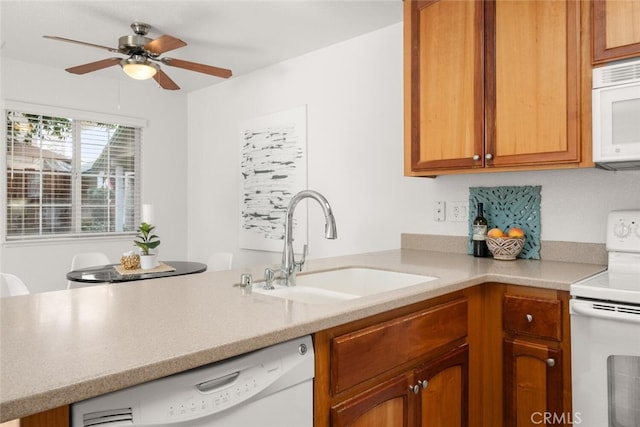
[1,0,402,92]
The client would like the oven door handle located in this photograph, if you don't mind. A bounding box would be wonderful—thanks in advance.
[571,300,640,324]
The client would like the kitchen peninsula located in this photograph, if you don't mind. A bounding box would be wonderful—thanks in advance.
[0,238,606,424]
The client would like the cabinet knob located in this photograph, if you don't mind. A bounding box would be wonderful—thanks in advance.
[546,358,556,367]
[485,153,494,160]
[472,154,480,161]
[526,314,533,323]
[420,380,428,389]
[409,384,420,394]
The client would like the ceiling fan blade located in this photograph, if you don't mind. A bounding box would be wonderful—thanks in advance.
[144,35,187,55]
[161,58,232,79]
[43,35,121,53]
[153,69,180,90]
[66,58,122,75]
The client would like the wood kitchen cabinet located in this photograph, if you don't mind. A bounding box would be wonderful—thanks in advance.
[314,295,469,427]
[502,292,565,426]
[593,0,640,64]
[331,344,468,427]
[467,284,572,427]
[414,344,468,427]
[503,339,563,426]
[330,373,413,427]
[404,0,591,176]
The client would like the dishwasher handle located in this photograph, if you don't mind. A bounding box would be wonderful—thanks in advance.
[196,371,240,393]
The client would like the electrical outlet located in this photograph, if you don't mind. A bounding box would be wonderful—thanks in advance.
[434,201,446,222]
[450,201,468,222]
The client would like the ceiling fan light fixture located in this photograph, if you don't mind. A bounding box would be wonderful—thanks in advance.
[120,56,159,80]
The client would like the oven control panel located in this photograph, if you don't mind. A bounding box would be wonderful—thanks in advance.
[607,210,640,253]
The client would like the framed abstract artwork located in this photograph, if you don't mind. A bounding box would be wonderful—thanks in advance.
[239,106,307,252]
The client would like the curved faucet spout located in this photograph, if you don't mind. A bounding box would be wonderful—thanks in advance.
[282,190,337,286]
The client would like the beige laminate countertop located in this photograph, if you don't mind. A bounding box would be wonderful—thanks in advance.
[0,249,606,422]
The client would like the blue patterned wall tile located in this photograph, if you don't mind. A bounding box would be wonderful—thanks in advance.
[468,186,541,259]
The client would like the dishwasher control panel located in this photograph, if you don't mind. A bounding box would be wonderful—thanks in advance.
[165,361,276,421]
[72,336,314,426]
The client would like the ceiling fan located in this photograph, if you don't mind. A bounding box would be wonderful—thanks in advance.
[44,22,232,90]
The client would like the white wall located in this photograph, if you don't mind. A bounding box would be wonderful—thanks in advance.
[1,59,189,293]
[186,23,640,269]
[3,23,639,292]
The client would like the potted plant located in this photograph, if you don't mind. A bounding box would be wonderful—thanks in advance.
[134,222,161,269]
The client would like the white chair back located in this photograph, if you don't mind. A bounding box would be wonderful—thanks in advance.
[207,252,233,271]
[1,273,30,297]
[68,252,111,289]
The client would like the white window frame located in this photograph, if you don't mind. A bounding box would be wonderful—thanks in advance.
[2,101,147,243]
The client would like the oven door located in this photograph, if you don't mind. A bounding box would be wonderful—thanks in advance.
[570,299,640,427]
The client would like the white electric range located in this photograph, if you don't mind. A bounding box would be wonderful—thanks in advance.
[570,210,640,427]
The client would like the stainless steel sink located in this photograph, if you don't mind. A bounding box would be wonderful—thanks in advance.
[253,267,437,304]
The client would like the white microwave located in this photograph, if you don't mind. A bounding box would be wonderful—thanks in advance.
[592,58,640,170]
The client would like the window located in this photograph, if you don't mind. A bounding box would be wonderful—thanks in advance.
[4,104,142,241]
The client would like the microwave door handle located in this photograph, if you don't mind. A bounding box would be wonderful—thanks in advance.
[571,300,640,324]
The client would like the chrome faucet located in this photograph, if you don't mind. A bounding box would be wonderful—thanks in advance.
[280,190,337,286]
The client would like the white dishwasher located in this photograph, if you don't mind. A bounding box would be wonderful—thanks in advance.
[71,335,314,427]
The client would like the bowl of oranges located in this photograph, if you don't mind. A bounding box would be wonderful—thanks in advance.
[485,227,525,260]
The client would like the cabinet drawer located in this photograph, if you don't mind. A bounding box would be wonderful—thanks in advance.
[331,298,467,394]
[503,295,561,341]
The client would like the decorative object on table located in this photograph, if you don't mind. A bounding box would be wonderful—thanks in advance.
[485,227,526,260]
[239,105,308,252]
[114,262,176,276]
[120,251,141,270]
[134,222,161,270]
[468,186,541,259]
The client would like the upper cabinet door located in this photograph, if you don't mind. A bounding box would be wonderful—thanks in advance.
[404,0,588,177]
[593,0,640,64]
[485,0,581,167]
[404,0,485,174]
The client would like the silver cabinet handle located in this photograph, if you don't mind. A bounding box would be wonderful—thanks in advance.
[472,154,480,161]
[409,380,429,394]
[526,314,533,323]
[547,358,556,367]
[485,153,493,160]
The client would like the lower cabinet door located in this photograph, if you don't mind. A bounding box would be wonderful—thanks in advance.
[503,339,563,426]
[414,345,469,427]
[331,373,413,427]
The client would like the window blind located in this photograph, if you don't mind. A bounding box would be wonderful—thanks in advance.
[5,109,141,240]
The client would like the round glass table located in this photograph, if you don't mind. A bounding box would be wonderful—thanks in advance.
[66,261,207,283]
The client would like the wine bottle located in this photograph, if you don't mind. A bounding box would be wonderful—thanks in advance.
[472,202,488,257]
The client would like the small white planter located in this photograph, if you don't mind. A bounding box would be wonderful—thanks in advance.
[139,254,159,270]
